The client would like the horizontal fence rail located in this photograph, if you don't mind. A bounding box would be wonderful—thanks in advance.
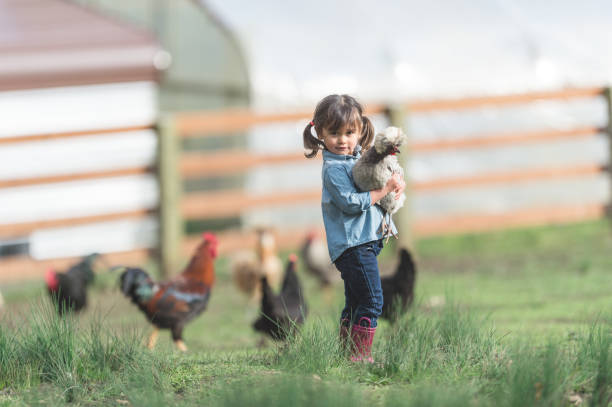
[0,167,153,189]
[0,125,152,144]
[406,87,605,112]
[0,210,155,240]
[412,164,608,191]
[180,151,307,178]
[181,226,324,258]
[174,104,387,135]
[411,126,604,152]
[181,189,321,219]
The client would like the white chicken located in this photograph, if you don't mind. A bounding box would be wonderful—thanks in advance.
[352,126,407,239]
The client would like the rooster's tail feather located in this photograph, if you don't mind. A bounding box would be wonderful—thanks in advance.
[397,248,417,282]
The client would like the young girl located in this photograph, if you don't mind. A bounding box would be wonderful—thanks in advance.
[303,94,405,362]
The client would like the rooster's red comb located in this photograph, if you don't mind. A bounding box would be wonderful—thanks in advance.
[202,232,217,243]
[45,268,58,288]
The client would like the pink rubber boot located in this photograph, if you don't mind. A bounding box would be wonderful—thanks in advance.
[350,317,376,363]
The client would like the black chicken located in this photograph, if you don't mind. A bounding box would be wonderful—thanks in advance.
[45,253,99,315]
[253,254,308,340]
[380,248,417,322]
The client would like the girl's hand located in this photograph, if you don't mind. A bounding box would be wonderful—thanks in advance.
[393,174,406,200]
[371,173,404,205]
[384,173,402,195]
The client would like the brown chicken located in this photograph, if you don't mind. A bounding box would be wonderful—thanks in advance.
[117,232,218,351]
[300,230,339,288]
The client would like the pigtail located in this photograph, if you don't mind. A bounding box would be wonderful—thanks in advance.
[359,115,375,151]
[303,122,325,158]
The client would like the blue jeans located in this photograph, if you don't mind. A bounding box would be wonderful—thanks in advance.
[334,239,384,328]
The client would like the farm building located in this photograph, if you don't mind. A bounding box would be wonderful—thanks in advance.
[2,0,612,281]
[0,0,165,279]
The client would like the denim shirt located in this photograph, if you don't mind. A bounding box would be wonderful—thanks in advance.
[321,146,397,262]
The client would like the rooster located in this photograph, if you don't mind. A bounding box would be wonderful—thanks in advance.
[380,247,417,322]
[253,254,308,341]
[117,232,218,351]
[45,253,99,315]
[352,126,407,239]
[300,230,339,288]
[231,228,282,303]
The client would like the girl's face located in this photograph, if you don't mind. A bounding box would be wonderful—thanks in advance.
[320,122,361,156]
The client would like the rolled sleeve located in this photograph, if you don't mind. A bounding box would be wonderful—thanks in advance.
[324,166,372,214]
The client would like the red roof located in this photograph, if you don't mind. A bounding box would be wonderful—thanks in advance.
[0,0,163,91]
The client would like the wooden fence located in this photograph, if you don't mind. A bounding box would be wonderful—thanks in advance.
[158,86,612,276]
[0,126,155,281]
[402,87,611,236]
[0,86,610,281]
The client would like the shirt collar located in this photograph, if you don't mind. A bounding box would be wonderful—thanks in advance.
[322,145,362,161]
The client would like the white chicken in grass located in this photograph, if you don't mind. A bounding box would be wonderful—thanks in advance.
[352,126,407,239]
[231,228,283,303]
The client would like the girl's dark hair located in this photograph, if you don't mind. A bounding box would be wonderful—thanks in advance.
[303,94,375,158]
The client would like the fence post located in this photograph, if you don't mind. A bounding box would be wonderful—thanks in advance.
[157,114,183,277]
[606,87,612,221]
[386,104,413,249]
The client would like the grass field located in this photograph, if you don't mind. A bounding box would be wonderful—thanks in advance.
[0,220,611,406]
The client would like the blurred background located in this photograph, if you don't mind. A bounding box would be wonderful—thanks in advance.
[1,0,612,291]
[2,3,612,404]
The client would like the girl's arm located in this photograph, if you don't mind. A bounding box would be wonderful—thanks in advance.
[324,167,372,215]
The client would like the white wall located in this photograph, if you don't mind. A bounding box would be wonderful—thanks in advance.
[0,81,159,260]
